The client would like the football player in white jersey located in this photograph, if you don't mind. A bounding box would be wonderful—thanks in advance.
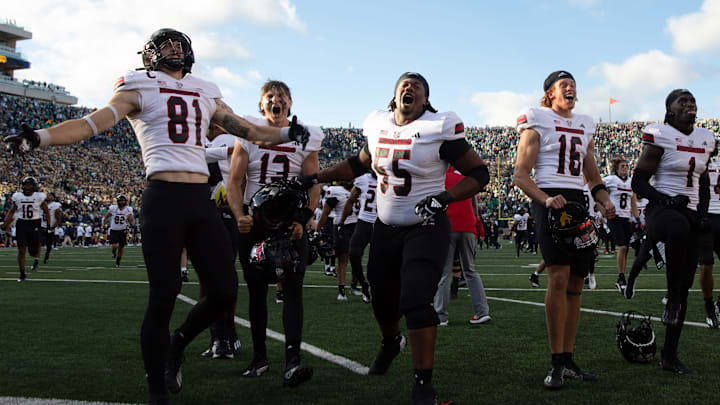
[697,157,720,328]
[603,158,639,293]
[632,89,716,374]
[513,208,530,257]
[296,72,489,404]
[226,80,323,387]
[1,177,49,281]
[2,29,311,403]
[317,182,357,300]
[102,194,136,267]
[41,192,63,264]
[338,171,377,303]
[514,71,615,389]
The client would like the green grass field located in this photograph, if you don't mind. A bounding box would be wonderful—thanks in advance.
[1,242,718,404]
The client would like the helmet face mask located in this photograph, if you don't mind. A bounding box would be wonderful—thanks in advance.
[547,201,598,251]
[140,29,195,74]
[117,194,128,207]
[616,310,656,363]
[249,180,308,238]
[249,234,300,283]
[21,176,38,195]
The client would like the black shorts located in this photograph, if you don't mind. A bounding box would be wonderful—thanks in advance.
[367,214,451,329]
[16,220,42,254]
[334,223,356,254]
[699,213,720,266]
[109,229,128,247]
[349,219,374,257]
[323,217,334,236]
[531,188,594,278]
[608,217,633,247]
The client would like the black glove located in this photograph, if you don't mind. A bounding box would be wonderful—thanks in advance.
[697,214,711,233]
[291,173,319,190]
[288,115,310,151]
[661,195,689,210]
[414,191,452,226]
[4,123,41,155]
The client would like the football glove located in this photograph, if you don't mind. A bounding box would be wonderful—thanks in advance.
[661,195,689,210]
[4,123,41,155]
[414,191,451,226]
[288,115,310,151]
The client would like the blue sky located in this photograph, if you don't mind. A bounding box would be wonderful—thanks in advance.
[6,0,720,127]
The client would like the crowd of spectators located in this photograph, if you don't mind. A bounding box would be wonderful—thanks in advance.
[2,93,720,233]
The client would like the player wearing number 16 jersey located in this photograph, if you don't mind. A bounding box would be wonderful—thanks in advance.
[514,71,615,390]
[1,29,312,404]
[296,72,489,404]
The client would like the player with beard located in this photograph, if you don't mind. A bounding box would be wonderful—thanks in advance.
[514,71,615,389]
[103,195,136,267]
[226,80,323,387]
[2,177,50,281]
[296,72,489,404]
[632,89,715,374]
[603,158,639,292]
[3,29,310,404]
[41,192,62,264]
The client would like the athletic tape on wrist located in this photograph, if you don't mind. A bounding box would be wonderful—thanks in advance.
[37,129,51,147]
[84,116,98,136]
[107,105,119,125]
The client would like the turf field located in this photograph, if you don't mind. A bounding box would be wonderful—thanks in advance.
[1,242,718,404]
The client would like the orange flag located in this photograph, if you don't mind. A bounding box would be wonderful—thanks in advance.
[609,97,619,104]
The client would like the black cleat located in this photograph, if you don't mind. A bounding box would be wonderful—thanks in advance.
[368,334,406,375]
[662,302,681,326]
[361,283,371,304]
[213,339,234,359]
[242,358,269,378]
[659,351,696,375]
[529,273,540,288]
[543,366,564,390]
[200,341,215,358]
[18,273,27,282]
[412,381,438,405]
[624,274,636,300]
[31,259,39,272]
[283,364,313,388]
[165,332,185,394]
[276,290,285,303]
[563,359,598,381]
[181,270,189,283]
[704,302,719,329]
[615,278,627,294]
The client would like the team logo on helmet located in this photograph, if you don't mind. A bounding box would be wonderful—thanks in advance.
[616,310,656,363]
[548,201,598,251]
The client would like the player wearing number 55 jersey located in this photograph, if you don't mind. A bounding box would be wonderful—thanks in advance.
[102,195,135,268]
[296,72,489,404]
[515,71,615,390]
[603,158,639,293]
[2,176,49,282]
[632,89,716,374]
[2,29,311,404]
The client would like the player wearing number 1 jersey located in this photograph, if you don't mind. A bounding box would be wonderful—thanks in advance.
[2,29,311,404]
[632,89,716,374]
[296,72,489,404]
[603,158,639,293]
[514,71,615,390]
[103,195,135,268]
[2,177,49,282]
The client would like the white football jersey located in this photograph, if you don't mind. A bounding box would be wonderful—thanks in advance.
[239,116,324,204]
[603,175,634,219]
[516,107,595,190]
[642,123,716,212]
[364,110,465,226]
[354,173,378,223]
[708,160,720,215]
[513,213,529,231]
[582,184,598,217]
[108,205,134,231]
[206,134,237,184]
[42,201,62,227]
[636,198,649,225]
[12,192,46,221]
[114,70,221,178]
[326,186,358,225]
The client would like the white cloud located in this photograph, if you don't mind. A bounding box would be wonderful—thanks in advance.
[4,0,305,107]
[470,91,540,126]
[667,0,720,54]
[587,50,696,91]
[204,67,261,88]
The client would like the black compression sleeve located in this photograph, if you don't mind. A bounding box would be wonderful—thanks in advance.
[631,168,667,203]
[439,139,472,163]
[699,173,710,216]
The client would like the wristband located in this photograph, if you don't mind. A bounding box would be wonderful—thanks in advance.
[37,129,51,147]
[590,183,607,200]
[84,116,98,136]
[106,105,119,125]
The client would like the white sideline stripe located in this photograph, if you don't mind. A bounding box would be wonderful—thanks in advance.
[175,294,370,375]
[0,396,136,405]
[485,296,708,328]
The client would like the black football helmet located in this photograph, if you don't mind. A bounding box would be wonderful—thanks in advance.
[249,233,300,283]
[547,201,598,251]
[139,28,195,74]
[616,310,656,363]
[21,176,38,195]
[249,180,308,238]
[311,232,335,260]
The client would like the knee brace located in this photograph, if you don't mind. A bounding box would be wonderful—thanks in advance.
[404,304,439,330]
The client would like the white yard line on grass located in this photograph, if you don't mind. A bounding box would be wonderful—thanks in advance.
[0,397,136,405]
[176,294,370,375]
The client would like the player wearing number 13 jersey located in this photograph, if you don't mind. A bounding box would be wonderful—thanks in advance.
[298,72,489,404]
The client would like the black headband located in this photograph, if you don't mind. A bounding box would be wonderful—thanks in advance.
[543,70,575,91]
[665,89,692,110]
[395,72,429,98]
